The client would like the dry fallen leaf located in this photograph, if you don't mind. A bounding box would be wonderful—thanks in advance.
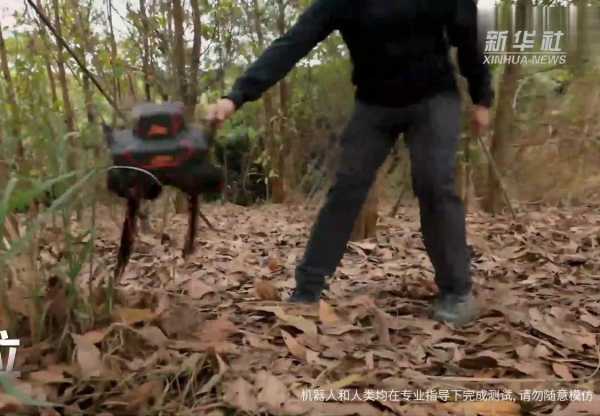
[28,369,71,385]
[319,300,341,325]
[321,373,364,391]
[272,307,318,338]
[255,279,281,301]
[581,313,600,328]
[0,393,23,414]
[371,307,392,347]
[186,279,215,299]
[515,360,552,378]
[266,257,283,272]
[136,325,168,348]
[124,379,163,413]
[442,401,521,415]
[459,354,499,370]
[552,362,574,381]
[112,306,156,325]
[222,377,258,413]
[78,328,109,345]
[281,329,307,360]
[158,303,200,337]
[72,333,105,379]
[348,240,377,254]
[196,315,237,344]
[255,371,298,415]
[169,339,238,354]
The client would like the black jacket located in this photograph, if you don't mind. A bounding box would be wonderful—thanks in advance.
[225,0,493,109]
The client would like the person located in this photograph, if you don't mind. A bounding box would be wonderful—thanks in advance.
[206,0,493,326]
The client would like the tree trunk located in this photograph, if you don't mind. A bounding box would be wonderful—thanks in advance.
[351,159,389,241]
[351,189,379,241]
[82,75,95,124]
[35,0,59,110]
[0,24,24,160]
[483,0,525,213]
[45,60,59,110]
[52,0,76,133]
[217,33,226,96]
[74,1,96,124]
[107,0,120,124]
[127,72,138,102]
[139,0,152,102]
[172,0,190,214]
[249,0,275,121]
[172,0,187,106]
[251,0,278,202]
[572,0,589,77]
[271,0,289,203]
[187,0,202,119]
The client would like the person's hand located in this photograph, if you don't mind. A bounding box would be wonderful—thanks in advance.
[205,98,236,128]
[471,105,490,137]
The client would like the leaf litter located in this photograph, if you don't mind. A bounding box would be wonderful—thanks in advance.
[2,203,600,415]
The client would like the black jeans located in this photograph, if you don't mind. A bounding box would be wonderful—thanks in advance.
[295,90,471,297]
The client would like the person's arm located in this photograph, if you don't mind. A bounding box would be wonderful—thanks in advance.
[447,0,494,108]
[224,0,339,110]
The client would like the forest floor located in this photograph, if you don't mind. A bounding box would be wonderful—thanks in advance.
[2,202,600,416]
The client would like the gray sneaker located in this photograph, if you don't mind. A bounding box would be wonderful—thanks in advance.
[432,293,480,326]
